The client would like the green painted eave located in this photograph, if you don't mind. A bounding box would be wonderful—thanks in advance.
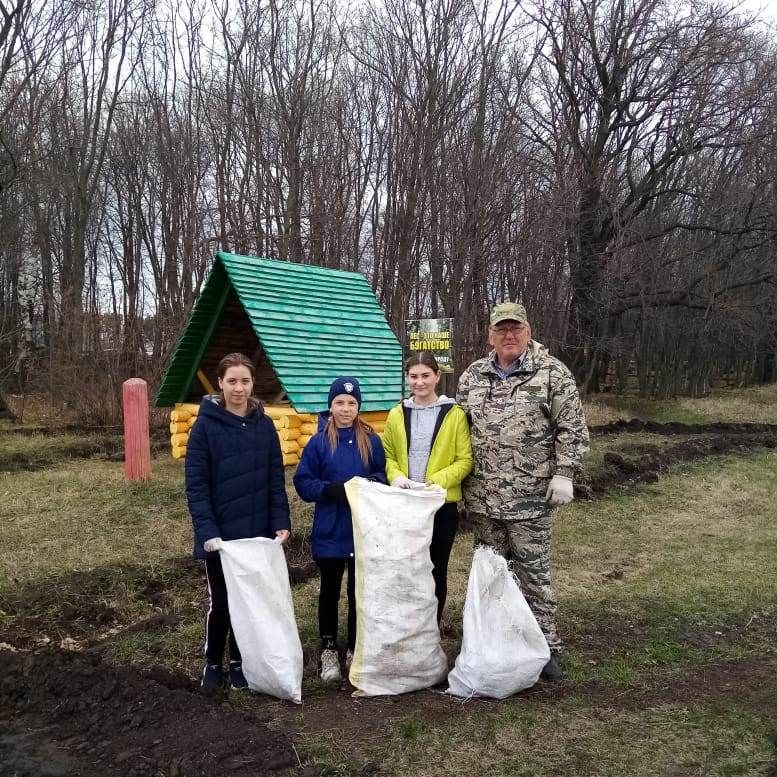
[155,253,403,412]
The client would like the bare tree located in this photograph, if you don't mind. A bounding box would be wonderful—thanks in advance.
[526,0,776,391]
[1,0,776,420]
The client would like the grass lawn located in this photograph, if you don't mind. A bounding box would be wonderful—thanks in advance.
[584,382,777,426]
[1,385,776,776]
[0,430,125,470]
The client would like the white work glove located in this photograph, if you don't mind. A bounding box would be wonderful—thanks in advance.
[203,537,222,553]
[545,475,574,507]
[391,475,414,489]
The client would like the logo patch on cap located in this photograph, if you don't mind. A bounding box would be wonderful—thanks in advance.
[344,382,354,393]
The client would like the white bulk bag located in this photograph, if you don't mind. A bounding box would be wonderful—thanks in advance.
[219,538,303,703]
[346,477,448,696]
[447,545,550,699]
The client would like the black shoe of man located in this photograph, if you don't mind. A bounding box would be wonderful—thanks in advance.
[540,653,563,682]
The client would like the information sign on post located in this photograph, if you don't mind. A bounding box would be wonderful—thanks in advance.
[405,318,454,373]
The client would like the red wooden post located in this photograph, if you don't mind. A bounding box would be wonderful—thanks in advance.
[123,378,152,481]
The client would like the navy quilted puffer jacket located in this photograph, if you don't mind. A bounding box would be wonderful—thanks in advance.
[185,397,290,559]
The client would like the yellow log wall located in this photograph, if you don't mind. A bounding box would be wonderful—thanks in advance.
[169,404,388,466]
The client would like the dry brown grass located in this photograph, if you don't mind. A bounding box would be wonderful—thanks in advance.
[376,702,773,777]
[673,383,777,423]
[0,458,191,586]
[584,382,777,426]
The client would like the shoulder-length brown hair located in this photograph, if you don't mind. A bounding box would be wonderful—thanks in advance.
[325,414,375,467]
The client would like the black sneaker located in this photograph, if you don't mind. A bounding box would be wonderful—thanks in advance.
[540,653,563,682]
[229,661,249,690]
[201,663,224,693]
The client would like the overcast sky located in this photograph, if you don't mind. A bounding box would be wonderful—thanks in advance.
[737,0,777,22]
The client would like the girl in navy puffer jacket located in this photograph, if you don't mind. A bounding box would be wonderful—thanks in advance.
[185,353,290,693]
[293,377,386,683]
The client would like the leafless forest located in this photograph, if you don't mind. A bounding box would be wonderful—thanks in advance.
[1,0,775,422]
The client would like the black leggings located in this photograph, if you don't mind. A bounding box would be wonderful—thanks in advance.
[204,555,241,665]
[318,557,356,651]
[430,502,459,622]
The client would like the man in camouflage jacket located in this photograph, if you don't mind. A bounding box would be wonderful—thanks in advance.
[456,302,589,680]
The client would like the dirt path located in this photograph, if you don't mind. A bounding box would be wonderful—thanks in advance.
[589,419,777,435]
[272,656,777,754]
[2,645,774,776]
[579,429,777,497]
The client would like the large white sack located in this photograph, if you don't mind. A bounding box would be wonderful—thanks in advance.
[219,538,303,703]
[447,545,550,699]
[346,477,448,696]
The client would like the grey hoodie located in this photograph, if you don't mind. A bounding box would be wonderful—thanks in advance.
[404,394,455,482]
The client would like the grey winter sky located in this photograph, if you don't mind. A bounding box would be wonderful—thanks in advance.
[739,0,777,21]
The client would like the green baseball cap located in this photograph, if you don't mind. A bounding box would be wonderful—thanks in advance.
[490,301,528,326]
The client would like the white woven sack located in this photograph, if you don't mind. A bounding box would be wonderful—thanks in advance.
[219,538,303,703]
[346,477,448,696]
[447,545,550,699]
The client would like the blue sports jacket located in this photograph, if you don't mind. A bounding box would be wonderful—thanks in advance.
[185,397,290,559]
[293,414,386,559]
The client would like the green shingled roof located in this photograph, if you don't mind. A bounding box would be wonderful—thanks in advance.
[155,253,403,412]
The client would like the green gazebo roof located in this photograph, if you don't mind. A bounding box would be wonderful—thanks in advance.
[155,252,403,412]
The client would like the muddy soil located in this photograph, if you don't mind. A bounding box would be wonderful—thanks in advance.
[0,559,200,650]
[589,419,777,436]
[578,430,777,498]
[262,654,777,768]
[0,425,172,473]
[0,649,317,777]
[3,643,773,777]
[0,424,126,437]
[0,440,126,473]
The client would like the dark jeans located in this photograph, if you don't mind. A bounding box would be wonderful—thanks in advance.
[318,557,356,651]
[430,502,459,622]
[204,555,241,665]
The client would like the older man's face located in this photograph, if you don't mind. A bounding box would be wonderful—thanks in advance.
[489,320,531,364]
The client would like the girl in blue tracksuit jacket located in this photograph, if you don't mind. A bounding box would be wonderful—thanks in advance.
[293,376,386,683]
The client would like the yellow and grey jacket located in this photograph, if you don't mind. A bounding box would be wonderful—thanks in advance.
[383,399,473,503]
[456,340,589,516]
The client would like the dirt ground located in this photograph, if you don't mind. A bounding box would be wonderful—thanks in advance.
[3,644,775,777]
[0,649,317,777]
[267,654,777,755]
[580,425,777,497]
[0,645,478,776]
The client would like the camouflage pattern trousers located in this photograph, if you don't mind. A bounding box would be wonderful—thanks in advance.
[470,504,561,652]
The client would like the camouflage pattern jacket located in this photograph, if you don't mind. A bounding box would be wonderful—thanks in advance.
[456,341,589,517]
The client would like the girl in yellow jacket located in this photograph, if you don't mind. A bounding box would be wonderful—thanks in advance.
[383,351,473,623]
